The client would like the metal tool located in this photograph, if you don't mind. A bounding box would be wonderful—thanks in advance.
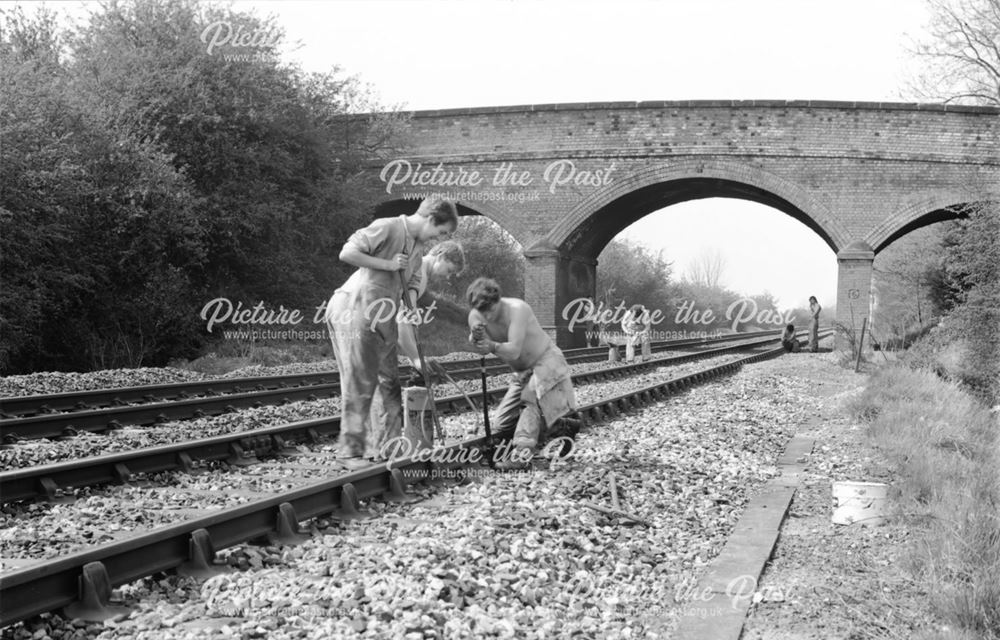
[479,356,495,468]
[398,269,443,441]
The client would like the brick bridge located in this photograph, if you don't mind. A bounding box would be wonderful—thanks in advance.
[356,100,1000,348]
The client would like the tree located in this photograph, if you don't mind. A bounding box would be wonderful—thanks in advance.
[0,0,402,373]
[0,6,205,371]
[596,238,675,314]
[434,215,525,303]
[684,248,727,289]
[871,223,953,346]
[907,0,1000,105]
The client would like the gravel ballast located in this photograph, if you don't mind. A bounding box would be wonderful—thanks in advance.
[2,353,825,640]
[0,351,742,472]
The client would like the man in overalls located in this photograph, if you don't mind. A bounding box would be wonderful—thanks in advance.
[325,197,458,469]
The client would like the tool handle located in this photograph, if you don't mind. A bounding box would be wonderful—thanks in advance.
[479,357,492,440]
[399,269,443,440]
[479,356,494,468]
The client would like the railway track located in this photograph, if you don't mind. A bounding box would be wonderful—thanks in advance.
[0,330,789,442]
[0,332,832,628]
[0,332,810,504]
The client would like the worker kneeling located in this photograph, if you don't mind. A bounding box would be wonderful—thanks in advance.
[467,277,579,470]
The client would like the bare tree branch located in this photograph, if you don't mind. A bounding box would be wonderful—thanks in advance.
[907,0,1000,106]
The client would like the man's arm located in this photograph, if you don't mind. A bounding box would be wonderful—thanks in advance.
[468,310,485,346]
[404,254,423,308]
[340,244,404,272]
[489,302,528,361]
[398,322,420,367]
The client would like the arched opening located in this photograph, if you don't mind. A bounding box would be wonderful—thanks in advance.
[873,203,975,254]
[544,176,840,347]
[593,198,836,341]
[869,203,981,350]
[561,177,839,259]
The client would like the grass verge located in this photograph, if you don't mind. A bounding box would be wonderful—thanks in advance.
[849,366,1000,640]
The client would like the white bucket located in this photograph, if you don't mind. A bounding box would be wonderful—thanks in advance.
[831,481,889,526]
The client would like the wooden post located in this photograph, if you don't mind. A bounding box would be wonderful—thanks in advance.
[854,317,868,373]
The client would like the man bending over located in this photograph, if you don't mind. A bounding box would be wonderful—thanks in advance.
[467,278,578,470]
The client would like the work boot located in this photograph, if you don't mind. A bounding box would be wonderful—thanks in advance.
[549,416,583,439]
[336,455,371,471]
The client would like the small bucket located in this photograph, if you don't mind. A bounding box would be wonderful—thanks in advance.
[831,481,888,526]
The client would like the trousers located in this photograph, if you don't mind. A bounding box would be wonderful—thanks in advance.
[327,288,403,458]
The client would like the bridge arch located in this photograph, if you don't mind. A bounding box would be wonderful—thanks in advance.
[867,190,994,254]
[353,101,999,349]
[539,159,847,258]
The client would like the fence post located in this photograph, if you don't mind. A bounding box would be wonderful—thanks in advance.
[854,317,868,373]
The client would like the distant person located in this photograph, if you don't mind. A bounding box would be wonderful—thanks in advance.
[467,278,578,470]
[781,323,801,353]
[639,305,653,360]
[325,197,458,469]
[622,304,645,363]
[808,296,822,352]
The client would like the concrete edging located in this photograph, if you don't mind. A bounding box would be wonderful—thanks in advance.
[672,434,815,639]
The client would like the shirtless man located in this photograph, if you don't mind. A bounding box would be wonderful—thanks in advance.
[466,278,577,470]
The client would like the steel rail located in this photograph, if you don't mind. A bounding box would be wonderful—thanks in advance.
[0,330,792,442]
[0,330,786,419]
[0,332,823,504]
[0,340,806,628]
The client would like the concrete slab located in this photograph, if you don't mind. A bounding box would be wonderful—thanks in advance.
[673,435,814,640]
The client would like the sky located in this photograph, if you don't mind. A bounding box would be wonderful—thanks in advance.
[25,0,934,308]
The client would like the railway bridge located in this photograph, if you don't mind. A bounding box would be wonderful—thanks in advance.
[354,100,1000,348]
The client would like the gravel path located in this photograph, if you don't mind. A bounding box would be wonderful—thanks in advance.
[739,352,942,639]
[2,353,821,640]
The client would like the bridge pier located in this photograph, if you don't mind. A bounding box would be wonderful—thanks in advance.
[834,242,875,352]
[524,246,596,348]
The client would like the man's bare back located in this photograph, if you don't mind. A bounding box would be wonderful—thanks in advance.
[468,297,552,371]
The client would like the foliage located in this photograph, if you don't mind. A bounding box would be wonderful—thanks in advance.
[900,0,1000,403]
[433,215,525,303]
[850,367,1000,638]
[596,238,674,316]
[904,203,1000,403]
[871,223,953,348]
[0,1,399,373]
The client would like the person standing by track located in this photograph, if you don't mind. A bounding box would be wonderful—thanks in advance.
[325,197,459,469]
[807,296,822,352]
